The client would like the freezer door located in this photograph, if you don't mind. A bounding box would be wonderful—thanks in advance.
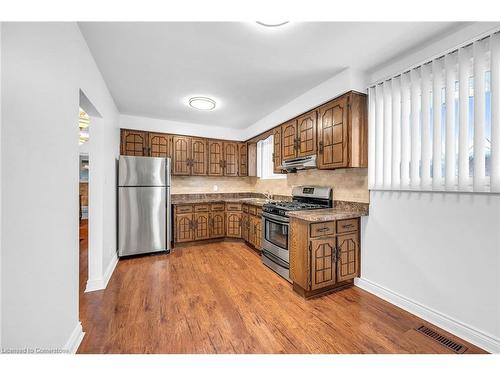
[119,155,169,187]
[118,186,167,256]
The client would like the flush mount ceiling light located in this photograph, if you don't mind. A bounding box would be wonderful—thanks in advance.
[188,96,216,111]
[255,21,289,27]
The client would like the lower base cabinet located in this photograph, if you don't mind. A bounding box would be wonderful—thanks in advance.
[290,217,360,298]
[173,202,262,249]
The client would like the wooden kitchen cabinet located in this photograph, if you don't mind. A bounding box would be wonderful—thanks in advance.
[238,143,248,176]
[272,127,282,173]
[281,119,298,160]
[296,110,317,157]
[209,211,225,238]
[310,237,336,290]
[317,92,367,169]
[193,212,210,240]
[172,136,192,175]
[208,140,224,176]
[175,213,194,243]
[336,232,359,282]
[191,138,208,176]
[225,212,242,238]
[241,211,249,242]
[121,129,149,156]
[224,142,239,176]
[289,217,360,298]
[148,132,170,158]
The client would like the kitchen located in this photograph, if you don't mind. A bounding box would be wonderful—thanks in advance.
[1,12,499,371]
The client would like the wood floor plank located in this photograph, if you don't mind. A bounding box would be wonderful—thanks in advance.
[78,239,487,354]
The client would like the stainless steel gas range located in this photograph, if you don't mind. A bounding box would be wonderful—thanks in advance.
[261,185,333,281]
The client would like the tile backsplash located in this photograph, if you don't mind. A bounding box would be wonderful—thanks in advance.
[171,168,368,203]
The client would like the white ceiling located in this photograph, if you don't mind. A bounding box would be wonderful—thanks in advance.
[79,22,468,129]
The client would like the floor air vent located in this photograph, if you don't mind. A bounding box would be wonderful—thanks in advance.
[416,325,467,354]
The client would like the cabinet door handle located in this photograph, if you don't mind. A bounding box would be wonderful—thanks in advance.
[318,141,324,152]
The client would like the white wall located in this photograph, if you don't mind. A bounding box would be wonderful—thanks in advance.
[242,68,367,139]
[359,22,500,353]
[1,23,119,351]
[359,192,500,352]
[120,114,243,141]
[0,21,3,349]
[121,68,368,141]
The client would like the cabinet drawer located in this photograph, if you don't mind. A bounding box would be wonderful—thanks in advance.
[242,204,249,213]
[210,203,225,212]
[175,205,193,214]
[248,205,257,215]
[194,204,209,212]
[337,218,359,233]
[226,203,242,211]
[310,221,335,237]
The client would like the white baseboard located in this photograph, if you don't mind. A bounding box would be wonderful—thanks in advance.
[85,252,118,292]
[64,322,85,354]
[354,277,500,354]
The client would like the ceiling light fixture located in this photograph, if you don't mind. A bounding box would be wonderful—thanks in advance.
[188,96,216,111]
[256,21,289,27]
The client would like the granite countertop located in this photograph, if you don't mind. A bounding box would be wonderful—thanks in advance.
[171,196,273,207]
[286,208,368,222]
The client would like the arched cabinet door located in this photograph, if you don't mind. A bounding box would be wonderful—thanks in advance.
[317,96,348,169]
[148,132,170,158]
[310,237,336,290]
[296,110,317,157]
[209,212,225,238]
[336,232,359,282]
[273,127,283,173]
[208,140,224,176]
[121,129,149,156]
[224,142,239,176]
[193,213,210,240]
[225,212,241,238]
[172,136,192,175]
[281,119,298,160]
[191,138,207,176]
[238,143,248,176]
[175,213,193,243]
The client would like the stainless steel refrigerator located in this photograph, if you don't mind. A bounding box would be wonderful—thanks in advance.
[118,156,171,257]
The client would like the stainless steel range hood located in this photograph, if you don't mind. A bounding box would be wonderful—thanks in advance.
[281,154,317,173]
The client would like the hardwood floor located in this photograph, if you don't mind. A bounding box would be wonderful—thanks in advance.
[77,239,486,354]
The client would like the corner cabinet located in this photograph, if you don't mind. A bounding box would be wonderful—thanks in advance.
[289,217,360,298]
[317,92,367,169]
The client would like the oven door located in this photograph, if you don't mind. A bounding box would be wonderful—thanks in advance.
[262,212,289,262]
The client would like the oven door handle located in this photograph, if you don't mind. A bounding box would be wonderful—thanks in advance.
[262,212,290,223]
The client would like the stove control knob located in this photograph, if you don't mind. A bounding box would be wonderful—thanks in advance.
[279,210,285,216]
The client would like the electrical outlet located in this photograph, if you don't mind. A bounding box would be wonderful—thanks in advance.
[213,185,218,192]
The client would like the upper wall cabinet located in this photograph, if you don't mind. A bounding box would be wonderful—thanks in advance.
[121,129,149,156]
[272,127,282,173]
[224,142,239,177]
[172,136,192,175]
[191,138,208,176]
[238,143,248,177]
[148,132,170,158]
[281,119,298,161]
[296,110,317,157]
[317,92,367,169]
[281,110,317,161]
[208,140,224,176]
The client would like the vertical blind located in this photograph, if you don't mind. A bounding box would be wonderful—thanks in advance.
[369,32,500,192]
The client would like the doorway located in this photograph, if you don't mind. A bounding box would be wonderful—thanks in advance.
[79,109,90,295]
